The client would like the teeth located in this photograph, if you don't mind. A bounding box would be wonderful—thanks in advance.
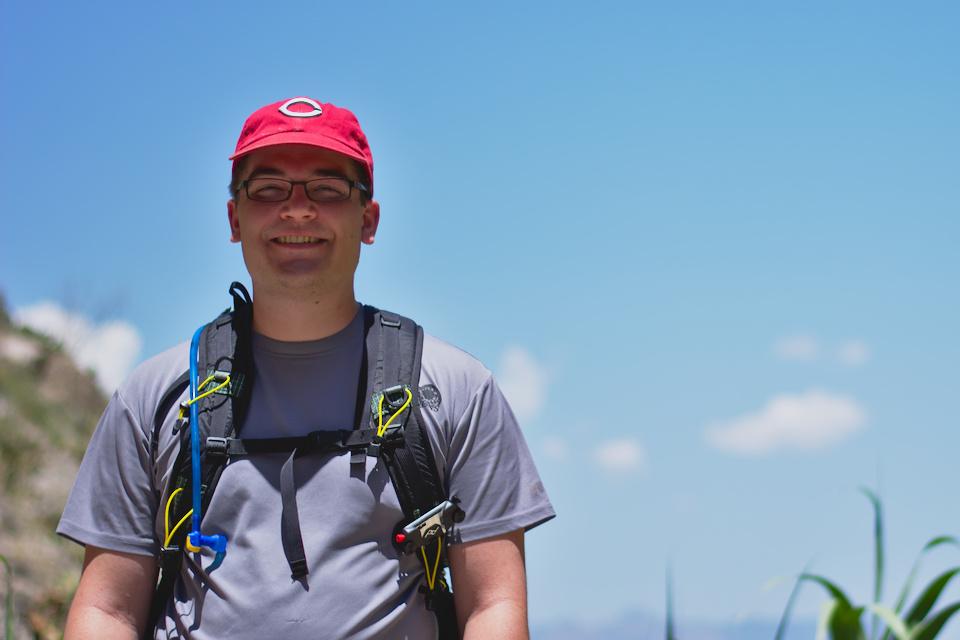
[276,236,321,244]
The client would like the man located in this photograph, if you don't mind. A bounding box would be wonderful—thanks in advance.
[57,96,555,639]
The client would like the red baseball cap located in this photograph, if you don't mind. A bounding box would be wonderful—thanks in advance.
[230,97,374,194]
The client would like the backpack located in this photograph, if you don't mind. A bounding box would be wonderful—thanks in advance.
[146,282,463,639]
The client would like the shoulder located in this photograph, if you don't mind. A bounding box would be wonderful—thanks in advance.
[114,341,190,426]
[419,333,492,397]
[417,332,498,430]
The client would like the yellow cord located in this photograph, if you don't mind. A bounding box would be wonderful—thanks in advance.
[176,373,232,419]
[165,374,229,550]
[419,535,444,591]
[163,487,194,547]
[377,388,413,438]
[378,388,442,589]
[191,374,232,405]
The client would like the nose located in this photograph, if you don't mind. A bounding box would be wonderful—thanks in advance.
[279,184,318,221]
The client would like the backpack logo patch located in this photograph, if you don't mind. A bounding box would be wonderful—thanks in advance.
[419,385,442,411]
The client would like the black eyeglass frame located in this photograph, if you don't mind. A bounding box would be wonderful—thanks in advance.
[237,176,370,203]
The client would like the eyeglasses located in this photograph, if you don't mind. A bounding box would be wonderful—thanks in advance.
[238,176,369,203]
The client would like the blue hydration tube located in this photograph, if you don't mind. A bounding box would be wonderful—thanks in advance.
[187,326,228,566]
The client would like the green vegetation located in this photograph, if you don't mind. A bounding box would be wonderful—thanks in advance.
[779,488,960,640]
[0,311,106,639]
[2,554,13,640]
[663,489,958,640]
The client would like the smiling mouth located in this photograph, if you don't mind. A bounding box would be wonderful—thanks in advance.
[272,235,327,245]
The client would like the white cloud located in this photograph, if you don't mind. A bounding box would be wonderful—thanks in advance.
[497,346,548,424]
[773,334,819,362]
[837,340,871,366]
[13,302,142,394]
[705,389,866,456]
[541,436,569,461]
[593,438,647,473]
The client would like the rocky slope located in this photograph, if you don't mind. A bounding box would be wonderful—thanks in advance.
[0,293,107,639]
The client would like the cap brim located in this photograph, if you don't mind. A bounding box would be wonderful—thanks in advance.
[229,131,366,167]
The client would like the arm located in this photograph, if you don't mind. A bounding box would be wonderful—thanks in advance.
[64,546,158,640]
[448,529,528,640]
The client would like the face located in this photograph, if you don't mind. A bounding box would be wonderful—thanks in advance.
[227,144,380,300]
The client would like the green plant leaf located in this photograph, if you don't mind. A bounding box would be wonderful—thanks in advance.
[775,565,812,640]
[903,567,960,628]
[882,537,959,640]
[802,573,858,608]
[1,554,13,640]
[896,537,958,613]
[803,575,866,640]
[861,487,884,640]
[908,601,960,640]
[923,536,960,550]
[818,600,840,640]
[866,604,909,640]
[834,606,868,640]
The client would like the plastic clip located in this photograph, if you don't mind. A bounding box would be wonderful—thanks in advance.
[173,401,191,434]
[393,499,465,554]
[422,585,454,610]
[160,545,181,564]
[383,385,409,412]
[368,385,410,456]
[205,436,228,459]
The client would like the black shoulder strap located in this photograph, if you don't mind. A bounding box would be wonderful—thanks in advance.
[373,309,446,515]
[369,309,460,639]
[145,282,253,638]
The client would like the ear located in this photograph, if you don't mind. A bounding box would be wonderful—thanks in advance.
[361,199,380,245]
[227,199,241,243]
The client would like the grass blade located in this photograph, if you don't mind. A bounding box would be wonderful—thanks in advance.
[666,564,677,640]
[866,604,909,640]
[861,487,884,640]
[776,563,813,640]
[0,554,13,640]
[832,606,868,640]
[882,537,959,640]
[817,600,839,640]
[908,601,960,640]
[803,574,866,640]
[903,567,960,628]
[828,602,868,640]
[802,573,858,608]
[895,537,958,614]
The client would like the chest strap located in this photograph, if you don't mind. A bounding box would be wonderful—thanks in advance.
[203,427,404,580]
[204,429,377,458]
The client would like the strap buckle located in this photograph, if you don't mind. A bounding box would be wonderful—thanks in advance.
[204,368,244,397]
[173,401,191,434]
[369,385,410,456]
[422,584,454,610]
[205,436,228,459]
[159,545,183,573]
[393,499,465,554]
[382,385,407,410]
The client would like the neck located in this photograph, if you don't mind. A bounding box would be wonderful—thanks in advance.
[250,284,360,342]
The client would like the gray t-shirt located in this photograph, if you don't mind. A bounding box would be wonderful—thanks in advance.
[58,306,555,639]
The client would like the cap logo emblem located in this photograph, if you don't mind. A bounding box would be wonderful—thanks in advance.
[278,97,323,118]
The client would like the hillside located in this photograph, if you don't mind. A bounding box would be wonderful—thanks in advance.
[0,293,108,638]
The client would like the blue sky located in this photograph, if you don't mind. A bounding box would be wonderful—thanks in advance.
[2,0,958,633]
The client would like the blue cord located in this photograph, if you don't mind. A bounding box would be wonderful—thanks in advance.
[188,326,203,535]
[187,326,227,559]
